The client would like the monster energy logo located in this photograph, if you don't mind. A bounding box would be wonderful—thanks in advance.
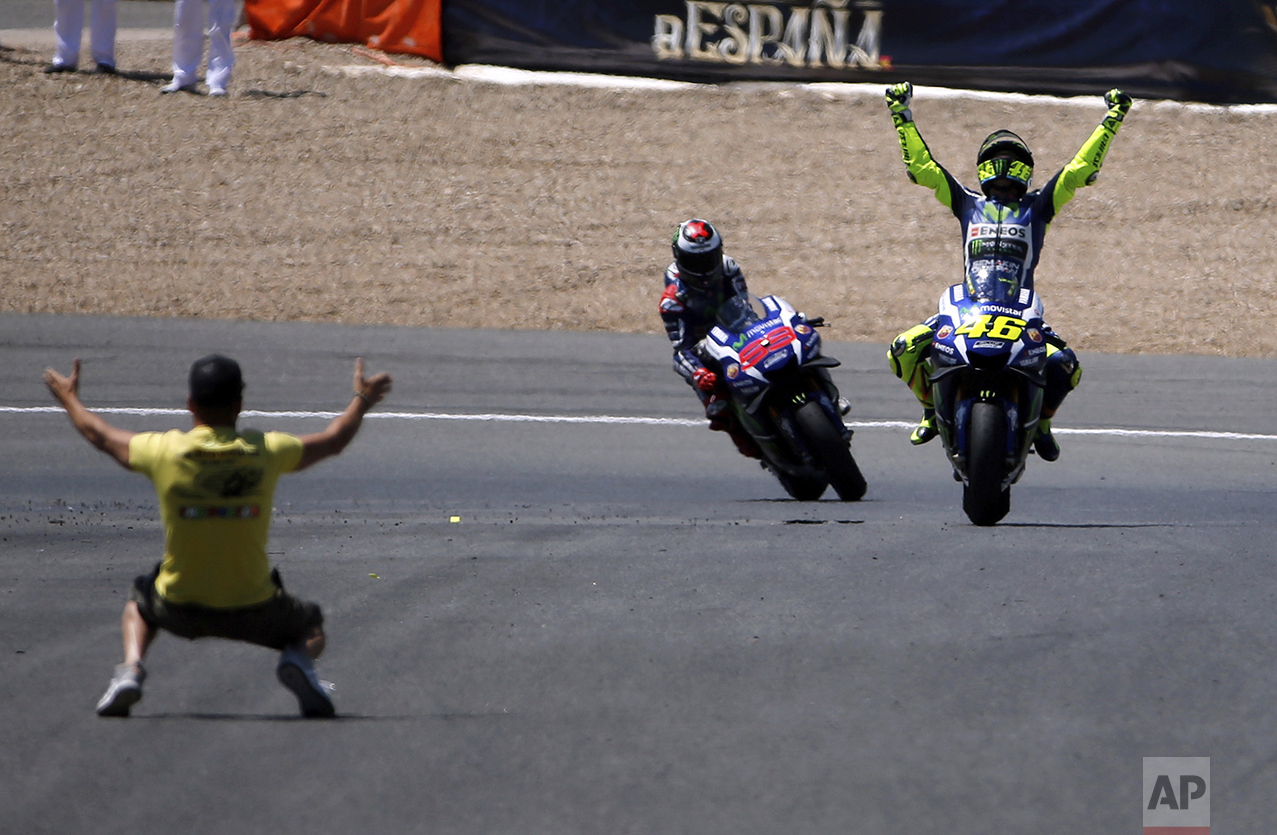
[969,239,1028,259]
[653,1,885,70]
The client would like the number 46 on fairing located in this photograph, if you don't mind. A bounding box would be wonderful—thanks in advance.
[956,314,1026,341]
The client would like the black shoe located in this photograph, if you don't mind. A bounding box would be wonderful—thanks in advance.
[277,647,335,718]
[43,63,77,74]
[94,63,117,75]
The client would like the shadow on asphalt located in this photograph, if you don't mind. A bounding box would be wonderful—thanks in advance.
[996,521,1181,529]
[127,711,512,722]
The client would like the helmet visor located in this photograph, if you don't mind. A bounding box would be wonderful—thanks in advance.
[978,158,1032,189]
[679,258,723,291]
[677,247,723,287]
[679,246,721,276]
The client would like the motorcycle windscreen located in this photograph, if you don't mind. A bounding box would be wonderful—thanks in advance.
[964,260,1021,304]
[715,294,767,331]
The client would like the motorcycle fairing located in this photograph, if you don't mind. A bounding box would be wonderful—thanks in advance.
[930,282,1048,388]
[695,294,848,479]
[928,282,1049,489]
[703,295,832,409]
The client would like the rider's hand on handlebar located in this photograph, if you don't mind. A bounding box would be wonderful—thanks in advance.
[693,367,719,393]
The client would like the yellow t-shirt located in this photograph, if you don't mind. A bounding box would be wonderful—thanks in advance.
[128,425,304,608]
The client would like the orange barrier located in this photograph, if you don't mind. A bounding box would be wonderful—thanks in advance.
[245,0,442,62]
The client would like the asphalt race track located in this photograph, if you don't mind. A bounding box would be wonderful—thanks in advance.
[3,312,1276,834]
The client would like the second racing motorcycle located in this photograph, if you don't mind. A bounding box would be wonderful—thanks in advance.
[696,294,866,501]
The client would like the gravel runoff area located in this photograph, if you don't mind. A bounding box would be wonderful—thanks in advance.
[2,34,1276,357]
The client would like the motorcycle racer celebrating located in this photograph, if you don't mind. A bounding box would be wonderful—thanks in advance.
[659,218,761,459]
[883,83,1133,460]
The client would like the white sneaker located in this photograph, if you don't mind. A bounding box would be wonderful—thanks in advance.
[160,79,195,94]
[96,662,146,717]
[276,646,335,718]
[208,86,227,97]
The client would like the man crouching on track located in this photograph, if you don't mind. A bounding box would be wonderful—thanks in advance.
[44,354,392,718]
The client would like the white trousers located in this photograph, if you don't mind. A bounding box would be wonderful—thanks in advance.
[52,0,117,68]
[170,0,236,90]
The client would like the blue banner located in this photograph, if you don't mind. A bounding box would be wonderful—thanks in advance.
[441,0,1277,103]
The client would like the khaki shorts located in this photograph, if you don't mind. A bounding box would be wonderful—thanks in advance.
[130,564,323,651]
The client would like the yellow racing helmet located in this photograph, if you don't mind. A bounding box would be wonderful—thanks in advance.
[976,130,1034,197]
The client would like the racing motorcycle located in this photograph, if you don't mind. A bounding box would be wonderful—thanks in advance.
[696,294,866,501]
[927,280,1050,525]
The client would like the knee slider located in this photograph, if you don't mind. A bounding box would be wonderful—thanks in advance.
[1045,346,1081,392]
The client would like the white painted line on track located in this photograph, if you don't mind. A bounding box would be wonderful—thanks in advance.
[6,406,1276,442]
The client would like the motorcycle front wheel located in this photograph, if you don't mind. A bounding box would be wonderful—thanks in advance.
[772,468,828,501]
[963,401,1011,525]
[793,401,867,501]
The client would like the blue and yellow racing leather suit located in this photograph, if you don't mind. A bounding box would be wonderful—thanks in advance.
[887,97,1130,424]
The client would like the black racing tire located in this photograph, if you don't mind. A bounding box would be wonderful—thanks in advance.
[963,401,1011,526]
[773,469,828,501]
[793,401,867,501]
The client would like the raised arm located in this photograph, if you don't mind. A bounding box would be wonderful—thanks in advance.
[44,359,135,469]
[885,82,963,211]
[1048,89,1133,214]
[294,358,393,472]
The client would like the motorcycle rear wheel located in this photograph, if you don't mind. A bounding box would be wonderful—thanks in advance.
[963,401,1011,525]
[794,401,867,501]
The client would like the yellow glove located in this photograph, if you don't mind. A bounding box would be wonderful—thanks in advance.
[885,82,913,115]
[1104,88,1133,123]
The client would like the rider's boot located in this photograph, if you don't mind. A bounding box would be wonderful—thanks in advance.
[705,396,760,459]
[911,409,938,445]
[704,393,730,431]
[1034,417,1060,461]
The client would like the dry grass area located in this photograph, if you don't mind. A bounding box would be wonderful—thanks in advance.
[3,36,1276,355]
